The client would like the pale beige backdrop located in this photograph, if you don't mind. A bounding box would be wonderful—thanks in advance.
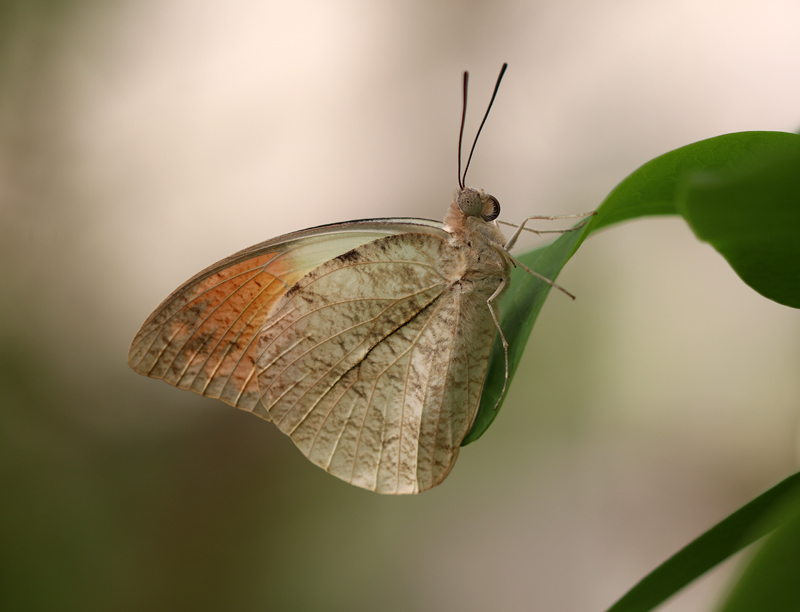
[2,0,799,610]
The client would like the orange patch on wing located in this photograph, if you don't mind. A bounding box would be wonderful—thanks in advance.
[130,249,314,414]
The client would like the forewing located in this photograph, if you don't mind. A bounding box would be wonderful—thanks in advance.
[128,219,447,416]
[256,232,498,493]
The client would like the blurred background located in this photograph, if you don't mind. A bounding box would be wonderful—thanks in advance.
[2,0,799,610]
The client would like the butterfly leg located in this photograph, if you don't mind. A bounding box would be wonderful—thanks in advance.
[508,254,576,300]
[486,278,510,411]
[501,211,596,250]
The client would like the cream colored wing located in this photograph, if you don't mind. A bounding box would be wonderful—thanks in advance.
[128,219,448,417]
[256,232,499,494]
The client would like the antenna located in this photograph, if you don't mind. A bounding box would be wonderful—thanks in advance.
[459,63,508,188]
[457,71,469,189]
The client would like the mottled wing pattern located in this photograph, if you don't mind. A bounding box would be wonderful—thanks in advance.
[256,232,499,493]
[128,220,447,416]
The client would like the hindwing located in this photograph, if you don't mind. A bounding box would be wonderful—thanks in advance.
[255,232,498,493]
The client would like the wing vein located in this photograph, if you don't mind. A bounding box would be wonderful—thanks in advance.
[324,382,361,470]
[197,273,281,393]
[165,268,271,385]
[428,291,462,480]
[394,292,451,493]
[134,249,293,374]
[260,282,445,400]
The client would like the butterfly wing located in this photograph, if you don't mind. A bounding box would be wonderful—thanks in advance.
[127,218,447,417]
[255,232,500,493]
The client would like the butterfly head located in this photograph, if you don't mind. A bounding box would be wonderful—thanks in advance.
[456,187,500,222]
[453,65,506,230]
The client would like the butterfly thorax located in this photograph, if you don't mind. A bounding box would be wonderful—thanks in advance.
[443,187,512,294]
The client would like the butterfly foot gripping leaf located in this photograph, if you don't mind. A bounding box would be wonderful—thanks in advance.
[128,64,582,493]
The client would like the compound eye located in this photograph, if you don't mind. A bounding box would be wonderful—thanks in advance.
[457,190,483,216]
[482,195,500,221]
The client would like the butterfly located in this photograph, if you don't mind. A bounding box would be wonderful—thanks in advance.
[128,64,589,494]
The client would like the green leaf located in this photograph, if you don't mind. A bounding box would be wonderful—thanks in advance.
[679,138,800,308]
[462,224,589,445]
[604,472,800,612]
[717,489,800,612]
[465,130,800,443]
[462,129,800,610]
[592,131,800,232]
